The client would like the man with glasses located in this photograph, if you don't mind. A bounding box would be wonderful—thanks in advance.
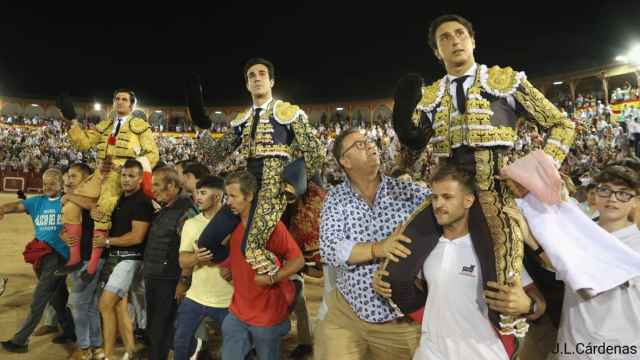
[552,164,640,359]
[316,128,430,359]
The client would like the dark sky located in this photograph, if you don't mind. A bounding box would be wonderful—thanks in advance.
[1,1,639,106]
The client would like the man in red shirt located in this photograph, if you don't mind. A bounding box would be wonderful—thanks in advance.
[221,171,304,360]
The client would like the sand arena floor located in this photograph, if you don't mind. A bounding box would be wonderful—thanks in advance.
[0,193,324,359]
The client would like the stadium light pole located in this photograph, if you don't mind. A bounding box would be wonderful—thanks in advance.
[616,44,640,66]
[616,44,640,88]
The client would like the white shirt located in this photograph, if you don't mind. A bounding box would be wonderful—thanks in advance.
[442,63,517,116]
[556,224,640,360]
[252,97,273,113]
[628,120,640,136]
[414,234,533,360]
[112,115,129,135]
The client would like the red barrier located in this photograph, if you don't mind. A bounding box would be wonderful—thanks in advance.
[0,171,42,193]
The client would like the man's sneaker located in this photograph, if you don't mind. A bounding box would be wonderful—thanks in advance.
[33,325,58,336]
[121,351,139,360]
[52,333,77,344]
[190,338,203,360]
[289,344,313,359]
[92,347,106,360]
[1,340,28,353]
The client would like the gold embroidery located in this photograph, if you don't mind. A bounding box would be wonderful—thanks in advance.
[411,110,422,127]
[274,101,301,124]
[66,112,159,232]
[95,119,112,134]
[512,79,575,164]
[197,99,323,275]
[129,117,150,134]
[198,128,242,166]
[289,116,326,176]
[485,66,520,94]
[474,149,493,191]
[230,111,250,127]
[244,157,288,275]
[417,79,444,112]
[473,150,524,289]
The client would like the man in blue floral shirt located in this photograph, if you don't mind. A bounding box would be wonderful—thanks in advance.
[316,128,430,359]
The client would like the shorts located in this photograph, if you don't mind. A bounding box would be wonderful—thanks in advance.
[102,259,142,298]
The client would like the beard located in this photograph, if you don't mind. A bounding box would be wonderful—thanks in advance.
[435,210,466,227]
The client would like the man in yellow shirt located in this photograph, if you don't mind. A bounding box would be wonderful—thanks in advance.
[174,176,234,360]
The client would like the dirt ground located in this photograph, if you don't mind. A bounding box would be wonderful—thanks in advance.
[0,192,325,359]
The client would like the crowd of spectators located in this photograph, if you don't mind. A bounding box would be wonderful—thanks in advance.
[2,97,640,191]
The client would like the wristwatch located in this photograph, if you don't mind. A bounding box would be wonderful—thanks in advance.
[180,276,192,287]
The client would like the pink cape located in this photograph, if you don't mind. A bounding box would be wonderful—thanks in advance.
[500,150,562,205]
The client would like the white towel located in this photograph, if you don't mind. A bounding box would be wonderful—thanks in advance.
[516,194,640,296]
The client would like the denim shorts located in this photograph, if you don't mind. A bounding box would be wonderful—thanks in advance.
[103,259,142,298]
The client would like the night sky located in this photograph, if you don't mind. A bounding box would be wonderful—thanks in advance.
[1,1,639,106]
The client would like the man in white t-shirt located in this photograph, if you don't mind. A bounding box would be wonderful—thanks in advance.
[552,165,640,359]
[373,163,545,360]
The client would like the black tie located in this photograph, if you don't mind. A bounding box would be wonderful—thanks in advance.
[248,108,262,156]
[113,118,122,136]
[453,76,469,114]
[249,108,262,138]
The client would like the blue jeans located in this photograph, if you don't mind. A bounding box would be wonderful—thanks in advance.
[221,312,290,360]
[174,298,228,360]
[69,260,104,349]
[12,253,75,345]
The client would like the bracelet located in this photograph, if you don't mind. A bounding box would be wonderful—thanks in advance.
[526,298,536,315]
[371,243,377,259]
[105,238,111,248]
[269,274,277,285]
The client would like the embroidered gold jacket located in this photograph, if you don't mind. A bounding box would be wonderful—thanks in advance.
[415,64,575,164]
[198,99,325,176]
[68,114,159,168]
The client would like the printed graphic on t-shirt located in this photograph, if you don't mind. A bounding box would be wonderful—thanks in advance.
[33,209,62,232]
[459,264,476,277]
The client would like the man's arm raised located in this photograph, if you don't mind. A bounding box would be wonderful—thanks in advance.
[0,201,27,221]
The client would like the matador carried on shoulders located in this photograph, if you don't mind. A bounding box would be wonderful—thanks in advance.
[187,58,325,275]
[56,90,158,276]
[385,13,575,354]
